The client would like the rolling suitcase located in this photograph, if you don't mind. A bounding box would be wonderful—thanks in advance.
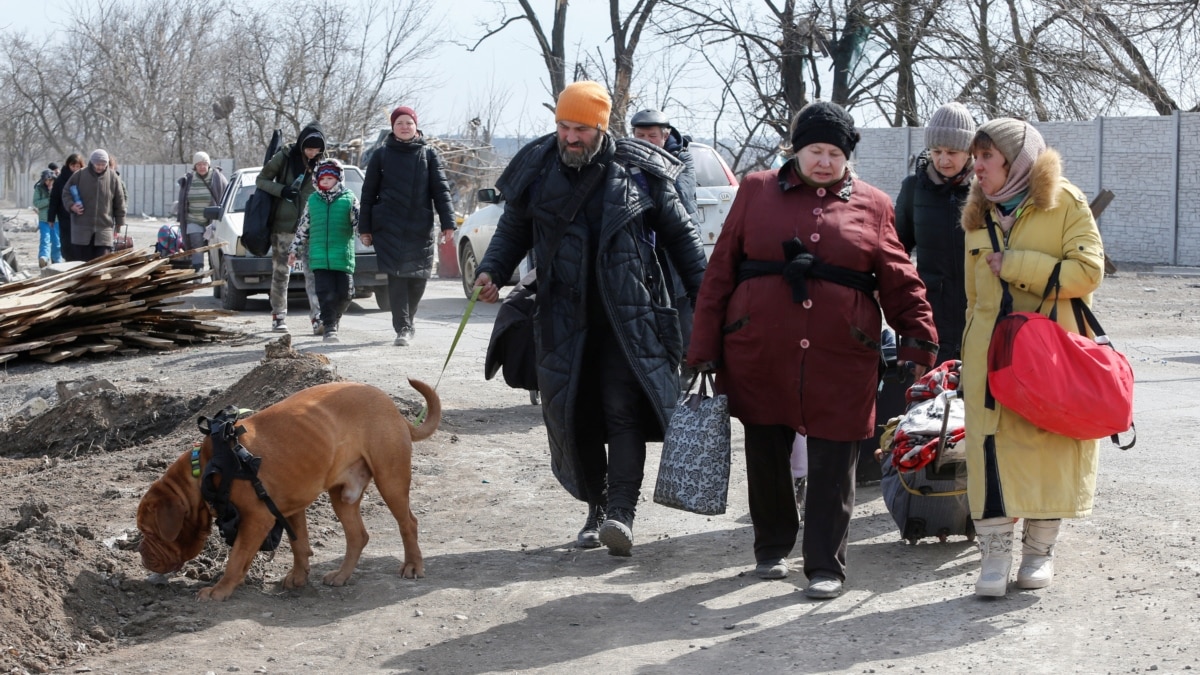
[879,361,974,544]
[880,452,973,544]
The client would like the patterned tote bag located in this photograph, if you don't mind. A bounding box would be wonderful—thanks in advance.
[654,372,732,515]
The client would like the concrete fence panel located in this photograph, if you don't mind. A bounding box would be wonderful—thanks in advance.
[852,113,1198,266]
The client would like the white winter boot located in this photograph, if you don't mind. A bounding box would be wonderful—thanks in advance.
[1016,519,1061,589]
[974,517,1015,597]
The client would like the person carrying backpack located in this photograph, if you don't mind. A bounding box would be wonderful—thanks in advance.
[256,123,326,333]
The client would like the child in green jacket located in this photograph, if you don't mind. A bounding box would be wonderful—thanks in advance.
[287,159,359,343]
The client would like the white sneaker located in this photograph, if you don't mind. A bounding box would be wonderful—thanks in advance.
[271,315,288,332]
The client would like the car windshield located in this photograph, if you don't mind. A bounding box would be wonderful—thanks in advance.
[692,145,733,187]
[231,170,365,213]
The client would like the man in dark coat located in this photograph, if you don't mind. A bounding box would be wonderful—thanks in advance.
[630,108,701,370]
[473,82,707,557]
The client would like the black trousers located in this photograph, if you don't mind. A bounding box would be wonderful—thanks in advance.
[313,269,352,331]
[387,275,427,333]
[743,423,859,581]
[574,330,654,514]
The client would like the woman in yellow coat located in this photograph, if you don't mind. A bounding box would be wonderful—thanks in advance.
[960,119,1105,597]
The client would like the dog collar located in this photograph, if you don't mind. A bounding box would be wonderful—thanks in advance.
[190,445,202,478]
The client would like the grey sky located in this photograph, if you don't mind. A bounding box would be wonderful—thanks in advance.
[0,0,729,142]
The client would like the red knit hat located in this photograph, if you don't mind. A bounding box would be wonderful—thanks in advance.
[391,106,418,128]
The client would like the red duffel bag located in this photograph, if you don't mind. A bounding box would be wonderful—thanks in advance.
[986,262,1134,446]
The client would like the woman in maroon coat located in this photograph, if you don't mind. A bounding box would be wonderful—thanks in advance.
[688,101,937,599]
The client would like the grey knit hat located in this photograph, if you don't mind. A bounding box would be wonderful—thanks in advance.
[89,149,109,165]
[977,118,1032,165]
[925,102,976,152]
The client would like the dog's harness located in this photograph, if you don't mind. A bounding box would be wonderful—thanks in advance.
[196,407,296,551]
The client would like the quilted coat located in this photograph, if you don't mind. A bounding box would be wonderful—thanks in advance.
[960,148,1105,519]
[475,133,707,500]
[358,132,456,278]
[895,150,971,363]
[687,161,937,442]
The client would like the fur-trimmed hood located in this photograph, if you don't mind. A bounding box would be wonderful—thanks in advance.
[961,148,1063,231]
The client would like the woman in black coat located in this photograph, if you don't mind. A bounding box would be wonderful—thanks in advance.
[49,154,84,262]
[894,102,976,363]
[359,106,456,346]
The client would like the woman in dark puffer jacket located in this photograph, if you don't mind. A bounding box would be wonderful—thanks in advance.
[359,106,456,346]
[894,102,976,363]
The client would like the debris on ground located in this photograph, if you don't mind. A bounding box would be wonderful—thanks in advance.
[0,244,239,364]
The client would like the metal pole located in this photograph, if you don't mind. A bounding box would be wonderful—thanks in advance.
[1170,110,1181,266]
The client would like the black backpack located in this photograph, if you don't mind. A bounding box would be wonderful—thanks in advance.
[241,129,283,257]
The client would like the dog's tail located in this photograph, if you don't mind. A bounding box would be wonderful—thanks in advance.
[407,378,441,442]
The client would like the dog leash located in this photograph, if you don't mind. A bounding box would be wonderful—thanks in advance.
[414,284,481,425]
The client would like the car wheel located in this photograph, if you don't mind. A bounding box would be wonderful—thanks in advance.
[221,259,248,311]
[459,243,478,299]
[374,285,391,312]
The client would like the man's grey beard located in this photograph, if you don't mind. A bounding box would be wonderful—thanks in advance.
[558,134,604,169]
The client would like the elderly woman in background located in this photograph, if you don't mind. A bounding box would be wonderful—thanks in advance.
[959,119,1104,597]
[62,149,126,262]
[177,151,229,272]
[688,101,937,600]
[895,102,976,363]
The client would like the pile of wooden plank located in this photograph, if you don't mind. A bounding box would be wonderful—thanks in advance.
[0,245,243,364]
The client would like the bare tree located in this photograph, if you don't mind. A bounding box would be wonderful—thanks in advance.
[470,1,664,134]
[61,0,228,162]
[469,0,570,108]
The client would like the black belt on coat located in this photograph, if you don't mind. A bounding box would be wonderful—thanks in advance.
[737,237,877,302]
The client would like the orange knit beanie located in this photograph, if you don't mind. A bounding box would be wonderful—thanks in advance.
[555,81,611,131]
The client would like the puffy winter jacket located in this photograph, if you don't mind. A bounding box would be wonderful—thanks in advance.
[959,148,1105,519]
[359,132,455,278]
[475,133,707,500]
[895,150,972,362]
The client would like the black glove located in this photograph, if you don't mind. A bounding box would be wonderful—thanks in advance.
[280,186,298,201]
[781,237,815,303]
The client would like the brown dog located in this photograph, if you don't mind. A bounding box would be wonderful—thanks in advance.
[136,380,439,601]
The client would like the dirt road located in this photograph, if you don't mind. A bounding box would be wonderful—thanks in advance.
[1,215,1199,674]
